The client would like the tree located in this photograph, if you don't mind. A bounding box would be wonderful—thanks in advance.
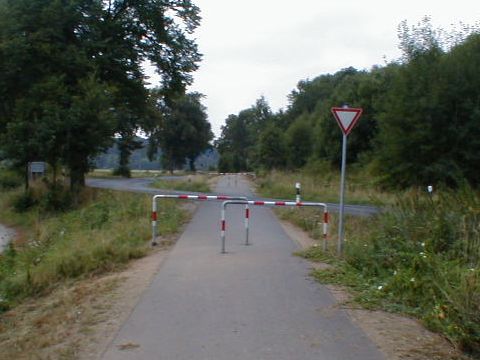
[153,92,212,172]
[285,114,313,168]
[216,97,276,171]
[0,0,202,191]
[257,124,287,170]
[216,114,249,172]
[374,19,452,187]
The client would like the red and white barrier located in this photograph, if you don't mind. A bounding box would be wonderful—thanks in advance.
[220,200,328,254]
[151,194,248,245]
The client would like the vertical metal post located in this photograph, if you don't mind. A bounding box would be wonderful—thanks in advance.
[295,182,301,203]
[323,210,329,252]
[152,198,158,246]
[245,205,250,245]
[221,205,226,254]
[338,134,347,254]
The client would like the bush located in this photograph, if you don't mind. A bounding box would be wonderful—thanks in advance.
[12,190,37,212]
[0,170,22,190]
[40,183,73,212]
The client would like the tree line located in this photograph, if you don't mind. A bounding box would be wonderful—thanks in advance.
[216,19,480,188]
[0,0,212,193]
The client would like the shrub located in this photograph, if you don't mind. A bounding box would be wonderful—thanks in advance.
[40,183,73,212]
[0,170,22,190]
[12,190,37,212]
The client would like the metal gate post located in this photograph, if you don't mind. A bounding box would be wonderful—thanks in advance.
[151,194,248,246]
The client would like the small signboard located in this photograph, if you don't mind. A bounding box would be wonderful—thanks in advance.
[29,162,46,174]
[331,107,363,136]
[28,162,46,180]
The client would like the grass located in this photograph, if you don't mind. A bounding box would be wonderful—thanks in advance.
[151,174,212,193]
[88,169,163,178]
[0,185,187,310]
[255,168,395,205]
[293,186,480,356]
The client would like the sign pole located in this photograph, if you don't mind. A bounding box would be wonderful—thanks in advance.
[338,133,347,254]
[331,105,363,255]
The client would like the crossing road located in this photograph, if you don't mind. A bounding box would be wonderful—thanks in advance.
[86,176,380,216]
[99,175,384,359]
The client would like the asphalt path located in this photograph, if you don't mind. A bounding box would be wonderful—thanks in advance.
[86,177,380,216]
[100,175,384,359]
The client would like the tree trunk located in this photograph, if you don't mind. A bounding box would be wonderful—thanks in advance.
[24,163,29,191]
[70,168,85,193]
[116,138,131,178]
[189,158,196,172]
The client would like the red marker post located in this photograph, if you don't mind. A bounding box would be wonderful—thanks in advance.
[331,105,362,254]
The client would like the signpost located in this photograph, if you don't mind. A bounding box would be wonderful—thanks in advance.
[331,106,362,254]
[28,162,46,180]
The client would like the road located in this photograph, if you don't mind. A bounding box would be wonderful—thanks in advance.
[99,175,384,360]
[86,177,380,216]
[0,223,15,254]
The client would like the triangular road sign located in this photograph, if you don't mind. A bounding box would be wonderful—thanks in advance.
[331,107,363,135]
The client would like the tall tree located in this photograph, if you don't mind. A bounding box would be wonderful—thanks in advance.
[151,92,212,172]
[0,0,202,190]
[216,98,276,172]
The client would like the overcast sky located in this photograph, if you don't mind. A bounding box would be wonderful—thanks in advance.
[176,0,478,137]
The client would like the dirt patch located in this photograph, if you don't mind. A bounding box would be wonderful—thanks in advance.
[0,244,172,360]
[278,219,467,360]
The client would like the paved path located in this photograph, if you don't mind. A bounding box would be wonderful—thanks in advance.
[101,176,384,360]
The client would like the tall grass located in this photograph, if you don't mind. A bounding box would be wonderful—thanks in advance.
[298,186,480,355]
[256,167,393,205]
[0,188,186,310]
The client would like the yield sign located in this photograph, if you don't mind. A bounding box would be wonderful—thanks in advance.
[331,107,363,136]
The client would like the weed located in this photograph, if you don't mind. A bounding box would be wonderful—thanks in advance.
[0,169,22,190]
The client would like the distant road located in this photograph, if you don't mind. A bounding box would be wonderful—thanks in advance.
[86,177,381,216]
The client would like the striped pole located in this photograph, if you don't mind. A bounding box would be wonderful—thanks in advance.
[152,194,248,247]
[323,209,329,251]
[152,199,158,246]
[221,206,226,254]
[296,182,301,203]
[221,200,328,253]
[245,205,250,246]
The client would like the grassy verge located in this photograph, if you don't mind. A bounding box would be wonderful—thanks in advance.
[88,169,163,178]
[0,186,187,311]
[151,174,212,193]
[256,168,395,205]
[291,187,479,356]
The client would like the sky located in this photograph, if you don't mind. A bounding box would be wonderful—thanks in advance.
[166,0,479,137]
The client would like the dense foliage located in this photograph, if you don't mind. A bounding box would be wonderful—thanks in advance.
[216,20,480,189]
[0,0,207,189]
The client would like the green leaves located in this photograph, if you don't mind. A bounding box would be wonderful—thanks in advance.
[0,0,202,189]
